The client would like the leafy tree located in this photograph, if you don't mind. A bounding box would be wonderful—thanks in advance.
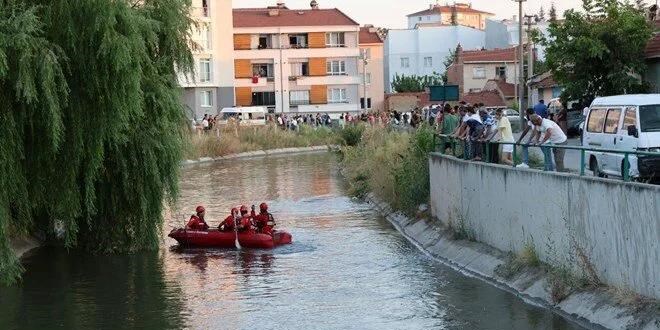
[391,73,443,93]
[549,3,558,22]
[441,48,458,84]
[450,5,458,26]
[539,6,546,21]
[635,0,647,11]
[0,0,194,284]
[541,1,652,105]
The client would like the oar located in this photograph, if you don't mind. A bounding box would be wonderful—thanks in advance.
[233,216,242,250]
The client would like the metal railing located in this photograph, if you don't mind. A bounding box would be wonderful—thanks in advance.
[433,134,660,182]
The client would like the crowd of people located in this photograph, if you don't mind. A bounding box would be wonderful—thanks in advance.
[433,99,568,172]
[186,203,276,235]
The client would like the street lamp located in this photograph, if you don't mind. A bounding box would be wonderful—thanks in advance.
[513,0,526,119]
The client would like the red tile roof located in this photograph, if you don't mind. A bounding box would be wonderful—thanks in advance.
[461,47,519,63]
[407,4,494,17]
[645,33,660,59]
[462,90,506,107]
[359,27,383,44]
[233,8,359,28]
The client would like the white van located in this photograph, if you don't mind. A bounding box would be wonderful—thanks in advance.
[219,107,267,126]
[584,95,660,179]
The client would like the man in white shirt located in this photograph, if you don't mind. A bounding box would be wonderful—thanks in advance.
[531,115,568,172]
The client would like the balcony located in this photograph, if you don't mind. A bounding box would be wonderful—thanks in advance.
[289,100,311,106]
[235,77,269,88]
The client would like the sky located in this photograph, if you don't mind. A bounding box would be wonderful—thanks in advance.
[235,0,591,29]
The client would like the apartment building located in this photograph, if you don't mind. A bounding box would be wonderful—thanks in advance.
[358,26,384,111]
[232,2,362,115]
[180,0,235,120]
[407,3,494,30]
[446,45,520,96]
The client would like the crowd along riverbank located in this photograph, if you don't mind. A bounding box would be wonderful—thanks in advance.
[339,124,659,330]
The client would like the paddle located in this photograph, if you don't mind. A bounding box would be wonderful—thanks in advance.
[233,214,241,250]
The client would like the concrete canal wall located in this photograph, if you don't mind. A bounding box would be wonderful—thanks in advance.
[428,153,660,300]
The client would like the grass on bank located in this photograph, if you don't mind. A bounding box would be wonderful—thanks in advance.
[186,125,340,159]
[340,124,435,215]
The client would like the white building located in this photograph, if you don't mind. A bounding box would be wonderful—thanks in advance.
[180,0,236,120]
[406,3,494,30]
[231,2,362,114]
[384,25,486,93]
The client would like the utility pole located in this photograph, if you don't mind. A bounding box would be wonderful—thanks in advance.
[512,0,527,119]
[524,14,538,108]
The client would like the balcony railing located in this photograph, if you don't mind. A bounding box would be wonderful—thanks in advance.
[290,100,310,106]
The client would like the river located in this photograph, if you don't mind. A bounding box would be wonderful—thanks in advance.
[0,153,585,330]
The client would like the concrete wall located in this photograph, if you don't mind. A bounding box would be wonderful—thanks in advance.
[429,153,660,299]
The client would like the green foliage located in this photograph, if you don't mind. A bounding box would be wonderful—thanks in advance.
[341,125,435,215]
[450,6,458,26]
[441,49,458,84]
[549,3,558,22]
[339,124,366,147]
[0,0,194,284]
[541,1,652,105]
[391,73,443,93]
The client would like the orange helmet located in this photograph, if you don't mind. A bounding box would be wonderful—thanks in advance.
[231,207,239,214]
[196,205,205,214]
[259,203,268,212]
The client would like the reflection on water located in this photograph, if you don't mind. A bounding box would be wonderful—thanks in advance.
[1,153,585,330]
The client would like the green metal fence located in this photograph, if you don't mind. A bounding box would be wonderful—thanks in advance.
[433,133,660,182]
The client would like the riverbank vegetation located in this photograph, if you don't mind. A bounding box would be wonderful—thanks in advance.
[340,125,435,215]
[0,0,194,285]
[186,125,339,159]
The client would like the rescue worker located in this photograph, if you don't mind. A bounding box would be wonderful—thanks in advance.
[186,205,209,231]
[218,208,239,232]
[237,205,253,232]
[251,203,275,235]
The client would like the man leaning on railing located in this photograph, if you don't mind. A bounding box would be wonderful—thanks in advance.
[515,108,537,169]
[529,115,568,172]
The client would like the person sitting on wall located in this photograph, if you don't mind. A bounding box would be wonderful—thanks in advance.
[186,205,209,231]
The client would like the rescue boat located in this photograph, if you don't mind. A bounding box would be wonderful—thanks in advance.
[168,229,292,249]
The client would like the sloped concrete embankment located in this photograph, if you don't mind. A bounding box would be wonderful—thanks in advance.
[181,145,332,166]
[368,195,659,330]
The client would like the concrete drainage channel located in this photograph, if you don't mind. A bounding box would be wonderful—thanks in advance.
[181,145,333,166]
[366,194,659,330]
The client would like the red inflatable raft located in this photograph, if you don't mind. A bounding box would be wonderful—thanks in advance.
[168,229,292,249]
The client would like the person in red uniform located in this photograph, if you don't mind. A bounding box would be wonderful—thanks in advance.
[251,203,275,235]
[218,207,239,232]
[237,205,253,232]
[186,205,209,231]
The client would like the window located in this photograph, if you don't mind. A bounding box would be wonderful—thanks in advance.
[418,17,422,21]
[495,66,506,78]
[199,58,211,82]
[258,35,271,49]
[639,105,660,132]
[325,32,345,47]
[204,27,212,49]
[361,48,371,60]
[424,57,433,67]
[473,67,486,79]
[289,34,308,48]
[252,92,276,106]
[401,57,410,68]
[291,62,309,76]
[623,107,637,133]
[604,108,622,134]
[252,63,274,78]
[290,90,310,106]
[326,60,346,75]
[587,108,607,133]
[200,90,213,107]
[364,73,371,85]
[328,88,347,103]
[202,0,209,17]
[360,97,372,109]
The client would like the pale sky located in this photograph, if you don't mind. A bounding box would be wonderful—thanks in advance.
[234,0,596,29]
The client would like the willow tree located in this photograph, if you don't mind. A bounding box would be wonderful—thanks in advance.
[0,0,194,284]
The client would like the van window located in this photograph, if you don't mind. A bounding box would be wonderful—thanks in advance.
[587,108,607,133]
[604,108,622,134]
[639,105,660,132]
[623,107,637,133]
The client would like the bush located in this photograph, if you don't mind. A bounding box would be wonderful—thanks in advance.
[339,124,366,147]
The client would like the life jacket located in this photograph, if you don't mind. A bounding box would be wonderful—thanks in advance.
[187,215,208,231]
